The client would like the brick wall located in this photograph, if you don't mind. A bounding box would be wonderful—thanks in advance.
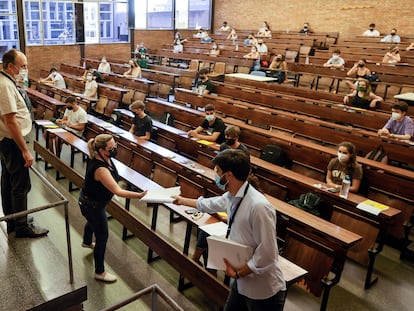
[214,0,414,41]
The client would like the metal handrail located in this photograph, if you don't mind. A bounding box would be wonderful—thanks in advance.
[100,284,184,311]
[0,166,74,283]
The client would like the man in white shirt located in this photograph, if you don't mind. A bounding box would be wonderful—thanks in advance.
[363,23,380,37]
[381,28,401,43]
[40,66,66,89]
[173,149,286,311]
[256,39,268,55]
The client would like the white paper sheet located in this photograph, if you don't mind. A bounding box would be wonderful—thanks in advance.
[140,186,181,203]
[206,236,252,270]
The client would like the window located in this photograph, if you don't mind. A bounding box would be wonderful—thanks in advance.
[24,0,128,46]
[134,0,212,30]
[0,0,18,55]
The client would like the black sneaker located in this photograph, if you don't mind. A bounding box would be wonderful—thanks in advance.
[7,216,34,234]
[15,224,49,238]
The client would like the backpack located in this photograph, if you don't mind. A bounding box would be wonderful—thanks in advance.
[289,192,323,217]
[260,144,287,167]
[160,111,175,127]
[365,145,388,164]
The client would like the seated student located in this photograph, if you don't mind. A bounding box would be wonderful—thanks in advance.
[123,59,142,78]
[83,64,103,83]
[209,43,220,57]
[220,126,249,155]
[226,28,238,43]
[49,96,87,155]
[244,32,258,47]
[135,42,147,56]
[345,59,371,91]
[244,46,261,71]
[257,21,271,38]
[200,30,213,43]
[173,32,187,53]
[219,21,231,32]
[377,102,414,140]
[128,100,152,140]
[256,39,268,55]
[323,49,345,69]
[84,71,98,98]
[268,54,288,83]
[343,79,383,109]
[326,141,363,193]
[98,57,111,73]
[195,68,215,95]
[299,22,313,34]
[187,104,225,143]
[382,45,401,64]
[135,53,148,69]
[363,23,380,37]
[380,28,401,43]
[39,66,66,89]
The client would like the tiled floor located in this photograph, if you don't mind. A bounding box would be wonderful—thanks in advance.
[1,133,414,310]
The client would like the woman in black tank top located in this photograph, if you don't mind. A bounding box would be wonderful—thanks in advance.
[343,79,383,110]
[79,134,147,283]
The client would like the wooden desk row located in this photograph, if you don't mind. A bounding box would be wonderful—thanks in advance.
[81,115,361,311]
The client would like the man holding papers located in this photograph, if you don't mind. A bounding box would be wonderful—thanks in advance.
[173,149,286,311]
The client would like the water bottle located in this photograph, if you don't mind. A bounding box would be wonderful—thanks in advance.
[339,175,351,199]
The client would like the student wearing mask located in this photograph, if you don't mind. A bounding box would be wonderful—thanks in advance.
[268,54,288,83]
[345,59,371,91]
[84,72,98,98]
[299,22,313,34]
[123,59,142,78]
[209,43,221,56]
[256,39,268,55]
[323,49,345,69]
[128,100,152,141]
[98,57,111,73]
[40,66,66,89]
[381,29,401,43]
[377,102,414,140]
[219,21,231,32]
[83,64,103,83]
[326,142,363,193]
[79,134,147,282]
[220,126,249,155]
[195,68,215,95]
[187,104,225,143]
[363,23,380,37]
[382,45,401,64]
[343,79,383,109]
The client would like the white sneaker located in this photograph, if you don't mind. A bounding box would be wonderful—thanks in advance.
[95,272,117,283]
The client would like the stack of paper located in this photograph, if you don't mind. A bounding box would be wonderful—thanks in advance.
[140,186,181,203]
[356,199,389,216]
[206,236,252,270]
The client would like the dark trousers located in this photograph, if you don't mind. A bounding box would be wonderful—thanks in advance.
[0,138,31,230]
[224,280,286,311]
[79,194,109,274]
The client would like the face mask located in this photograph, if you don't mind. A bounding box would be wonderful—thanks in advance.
[66,106,73,111]
[258,43,263,45]
[213,46,217,50]
[338,152,350,163]
[205,114,215,122]
[357,86,366,92]
[86,76,93,81]
[392,112,402,120]
[332,55,339,60]
[214,173,227,190]
[391,32,396,36]
[358,63,364,67]
[304,27,308,30]
[226,138,236,146]
[276,57,282,61]
[51,72,57,78]
[108,146,117,158]
[370,29,374,31]
[102,59,107,63]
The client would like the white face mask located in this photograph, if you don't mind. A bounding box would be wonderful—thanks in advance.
[86,75,93,81]
[102,59,107,63]
[391,112,402,120]
[338,152,350,163]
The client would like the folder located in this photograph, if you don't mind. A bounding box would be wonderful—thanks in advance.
[206,235,252,270]
[140,186,180,203]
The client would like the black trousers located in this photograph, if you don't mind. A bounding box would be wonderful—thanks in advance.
[0,138,31,230]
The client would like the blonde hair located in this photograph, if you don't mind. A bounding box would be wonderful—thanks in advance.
[87,134,113,159]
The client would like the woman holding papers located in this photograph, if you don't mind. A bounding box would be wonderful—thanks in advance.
[79,134,147,283]
[173,149,286,311]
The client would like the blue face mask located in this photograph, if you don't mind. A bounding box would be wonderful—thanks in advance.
[215,173,227,190]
